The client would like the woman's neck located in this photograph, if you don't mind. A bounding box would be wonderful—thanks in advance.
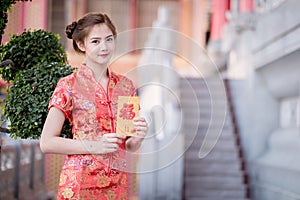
[84,61,108,81]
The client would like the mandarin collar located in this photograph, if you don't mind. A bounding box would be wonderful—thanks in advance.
[79,64,111,79]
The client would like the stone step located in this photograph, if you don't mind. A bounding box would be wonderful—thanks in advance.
[181,102,229,110]
[182,119,233,129]
[180,77,248,200]
[182,128,234,136]
[180,92,227,100]
[179,77,224,84]
[181,116,230,126]
[180,91,227,102]
[181,111,229,119]
[181,101,228,109]
[184,134,236,146]
[181,109,229,119]
[184,148,241,162]
[184,160,245,175]
[184,136,237,148]
[181,99,228,107]
[185,198,249,200]
[179,81,226,88]
[184,160,242,173]
[181,108,231,118]
[185,187,247,199]
[184,175,245,189]
[184,157,242,169]
[191,132,237,143]
[184,124,235,132]
[179,88,223,95]
[181,96,227,103]
[179,84,227,94]
[184,136,238,150]
[184,169,245,179]
[187,144,239,154]
[185,127,233,133]
[184,162,243,177]
[184,128,236,140]
[186,145,241,156]
[181,102,229,111]
[181,118,234,130]
[187,137,239,150]
[182,115,232,126]
[179,80,226,89]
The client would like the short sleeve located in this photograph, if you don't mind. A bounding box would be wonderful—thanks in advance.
[48,77,73,121]
[119,75,137,96]
[127,78,137,96]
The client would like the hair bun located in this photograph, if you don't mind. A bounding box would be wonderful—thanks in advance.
[66,22,77,39]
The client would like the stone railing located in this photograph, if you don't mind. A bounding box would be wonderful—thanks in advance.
[136,6,184,200]
[0,137,46,199]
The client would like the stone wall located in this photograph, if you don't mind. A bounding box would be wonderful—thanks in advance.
[224,0,300,199]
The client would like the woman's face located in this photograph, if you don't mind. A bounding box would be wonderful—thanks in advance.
[78,23,115,68]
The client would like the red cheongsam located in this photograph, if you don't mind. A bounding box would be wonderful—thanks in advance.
[48,64,136,200]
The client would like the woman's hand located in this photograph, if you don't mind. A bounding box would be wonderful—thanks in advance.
[126,117,148,152]
[91,133,126,154]
[134,117,148,138]
[41,107,128,155]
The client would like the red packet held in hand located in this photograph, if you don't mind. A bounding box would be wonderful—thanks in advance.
[116,96,140,136]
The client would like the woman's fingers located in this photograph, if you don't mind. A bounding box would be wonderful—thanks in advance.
[104,142,119,149]
[105,133,126,139]
[105,137,122,144]
[100,133,127,153]
[133,117,146,123]
[103,133,125,142]
[131,117,148,139]
[100,139,119,153]
[134,126,148,132]
[134,122,147,128]
[134,118,148,130]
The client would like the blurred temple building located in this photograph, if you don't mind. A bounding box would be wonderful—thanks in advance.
[1,0,300,200]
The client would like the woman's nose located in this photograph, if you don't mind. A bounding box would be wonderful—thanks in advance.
[100,41,108,50]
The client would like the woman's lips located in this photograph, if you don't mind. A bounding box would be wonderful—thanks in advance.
[100,54,109,58]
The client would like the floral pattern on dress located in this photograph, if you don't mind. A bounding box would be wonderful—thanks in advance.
[62,188,74,199]
[49,64,136,199]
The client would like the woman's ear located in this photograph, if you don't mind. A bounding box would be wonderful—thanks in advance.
[76,41,85,52]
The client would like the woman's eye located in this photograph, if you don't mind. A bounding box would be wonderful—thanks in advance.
[92,40,100,44]
[106,37,114,42]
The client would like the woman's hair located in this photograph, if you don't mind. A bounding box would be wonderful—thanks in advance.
[65,12,117,54]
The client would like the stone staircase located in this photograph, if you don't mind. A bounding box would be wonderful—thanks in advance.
[180,77,250,200]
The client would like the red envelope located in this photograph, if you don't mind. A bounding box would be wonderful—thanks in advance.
[116,96,140,136]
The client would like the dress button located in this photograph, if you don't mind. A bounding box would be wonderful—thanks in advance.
[100,100,107,105]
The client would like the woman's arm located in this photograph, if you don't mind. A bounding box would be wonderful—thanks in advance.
[40,107,125,155]
[126,117,148,152]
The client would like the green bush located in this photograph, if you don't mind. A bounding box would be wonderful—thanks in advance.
[0,29,74,139]
[0,29,68,81]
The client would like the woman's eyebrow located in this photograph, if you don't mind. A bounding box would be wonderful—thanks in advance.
[90,37,101,40]
[105,34,113,39]
[90,35,113,40]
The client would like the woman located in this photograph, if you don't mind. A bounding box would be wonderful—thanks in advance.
[40,12,148,199]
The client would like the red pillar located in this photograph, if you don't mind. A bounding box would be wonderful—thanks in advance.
[192,0,208,48]
[129,0,137,51]
[19,2,25,33]
[23,0,48,30]
[239,0,254,12]
[179,0,193,55]
[210,0,230,40]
